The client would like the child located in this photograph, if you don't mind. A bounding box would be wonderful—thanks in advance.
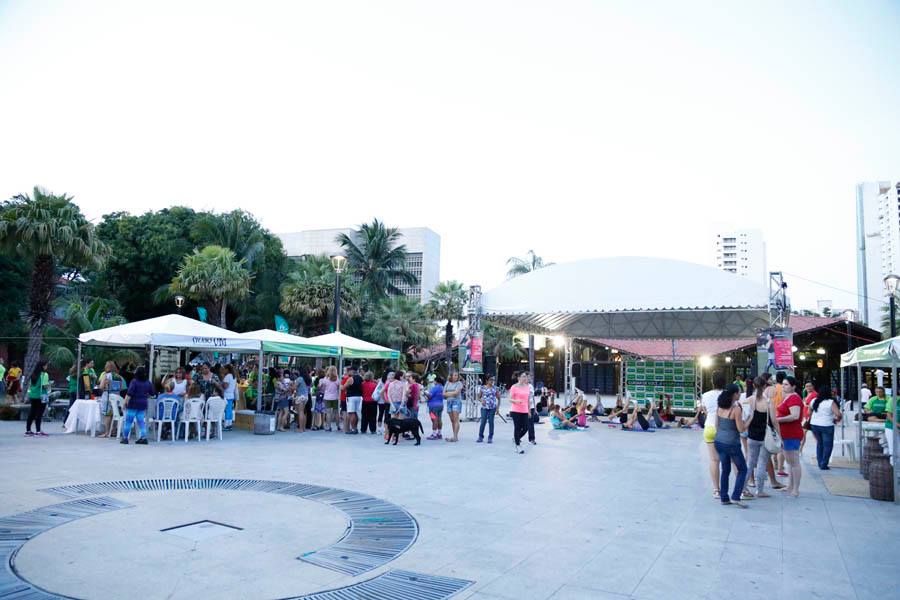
[550,406,579,430]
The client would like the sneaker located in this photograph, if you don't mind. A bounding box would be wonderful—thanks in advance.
[135,438,148,445]
[120,438,129,445]
[36,432,49,437]
[476,437,484,443]
[487,438,493,444]
[529,440,537,445]
[515,444,525,454]
[426,433,437,440]
[24,431,34,437]
[435,433,442,439]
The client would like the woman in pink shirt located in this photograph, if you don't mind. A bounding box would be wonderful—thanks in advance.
[509,372,532,454]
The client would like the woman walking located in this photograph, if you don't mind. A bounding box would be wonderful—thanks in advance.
[509,372,531,453]
[714,384,753,507]
[809,384,842,470]
[776,376,804,497]
[320,366,341,432]
[25,361,50,437]
[745,375,781,498]
[120,366,153,444]
[426,376,444,440]
[477,375,499,443]
[444,371,463,443]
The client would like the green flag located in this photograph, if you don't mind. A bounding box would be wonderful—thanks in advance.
[275,315,289,333]
[197,307,208,322]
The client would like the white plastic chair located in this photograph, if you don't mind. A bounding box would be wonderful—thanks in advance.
[155,397,181,443]
[107,394,125,439]
[182,397,206,442]
[204,396,227,441]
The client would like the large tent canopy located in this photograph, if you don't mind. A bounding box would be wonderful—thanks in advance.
[841,336,900,368]
[238,329,338,357]
[303,332,400,359]
[78,314,260,352]
[482,257,772,339]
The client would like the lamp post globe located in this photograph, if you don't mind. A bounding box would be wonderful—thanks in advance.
[174,295,185,315]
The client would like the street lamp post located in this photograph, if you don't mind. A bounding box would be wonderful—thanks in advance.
[174,295,185,315]
[331,255,347,333]
[882,274,900,504]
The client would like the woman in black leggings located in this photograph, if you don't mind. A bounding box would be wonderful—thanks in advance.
[25,361,50,437]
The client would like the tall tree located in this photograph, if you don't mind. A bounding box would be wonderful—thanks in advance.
[170,245,251,328]
[89,207,202,320]
[280,267,361,336]
[426,281,467,374]
[366,296,436,360]
[506,250,554,279]
[336,219,417,304]
[0,187,107,383]
[194,210,267,270]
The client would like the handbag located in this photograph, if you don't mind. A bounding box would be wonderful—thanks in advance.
[764,419,782,454]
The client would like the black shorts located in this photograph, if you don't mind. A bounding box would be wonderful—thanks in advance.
[340,400,347,412]
[636,412,650,431]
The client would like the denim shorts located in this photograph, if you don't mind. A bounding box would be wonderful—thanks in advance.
[446,399,462,413]
[346,396,362,413]
[783,438,801,451]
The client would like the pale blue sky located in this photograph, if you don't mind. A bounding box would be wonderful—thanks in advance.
[1,1,899,313]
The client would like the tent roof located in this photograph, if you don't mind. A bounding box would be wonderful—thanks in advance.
[841,336,900,368]
[482,257,771,338]
[78,314,261,352]
[238,329,339,357]
[303,332,400,359]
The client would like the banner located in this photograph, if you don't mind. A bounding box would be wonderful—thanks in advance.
[197,307,208,322]
[459,330,483,374]
[624,360,697,408]
[274,315,289,333]
[756,328,794,375]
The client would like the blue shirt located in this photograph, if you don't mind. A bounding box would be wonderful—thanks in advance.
[427,384,444,407]
[126,379,155,411]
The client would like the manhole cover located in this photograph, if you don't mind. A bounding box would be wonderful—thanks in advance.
[161,520,242,541]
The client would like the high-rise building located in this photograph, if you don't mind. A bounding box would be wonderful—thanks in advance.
[856,181,900,326]
[715,229,767,285]
[278,227,441,302]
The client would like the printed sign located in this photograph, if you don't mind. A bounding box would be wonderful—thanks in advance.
[756,328,794,375]
[459,330,483,374]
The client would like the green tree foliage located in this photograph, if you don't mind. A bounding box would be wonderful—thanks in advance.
[0,255,29,355]
[366,296,436,358]
[0,187,107,383]
[43,294,139,370]
[90,207,202,321]
[483,324,525,377]
[170,245,251,328]
[336,219,418,304]
[506,250,554,279]
[279,254,362,335]
[426,281,467,373]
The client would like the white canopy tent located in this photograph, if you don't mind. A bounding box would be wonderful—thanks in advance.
[77,314,263,407]
[482,257,772,338]
[841,337,900,502]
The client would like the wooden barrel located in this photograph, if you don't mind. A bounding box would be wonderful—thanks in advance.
[862,437,883,480]
[869,453,895,501]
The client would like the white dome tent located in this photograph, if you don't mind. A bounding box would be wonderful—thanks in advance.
[479,257,772,401]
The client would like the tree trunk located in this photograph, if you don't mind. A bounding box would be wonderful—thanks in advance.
[445,320,453,375]
[219,300,228,329]
[23,255,55,387]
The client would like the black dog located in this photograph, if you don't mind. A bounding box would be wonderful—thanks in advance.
[385,417,424,445]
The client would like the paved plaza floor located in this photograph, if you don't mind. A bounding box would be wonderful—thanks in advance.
[1,415,897,600]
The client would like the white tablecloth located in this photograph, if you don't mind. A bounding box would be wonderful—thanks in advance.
[64,399,101,436]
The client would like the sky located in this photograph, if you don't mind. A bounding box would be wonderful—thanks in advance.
[1,0,899,313]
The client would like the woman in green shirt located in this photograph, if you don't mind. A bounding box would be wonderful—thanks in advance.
[864,386,889,422]
[25,361,50,437]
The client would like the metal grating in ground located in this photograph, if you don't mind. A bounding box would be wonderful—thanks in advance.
[40,478,418,575]
[290,570,474,600]
[0,497,132,599]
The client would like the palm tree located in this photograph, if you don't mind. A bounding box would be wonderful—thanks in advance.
[880,304,898,337]
[44,294,139,370]
[366,296,436,360]
[170,245,251,328]
[483,324,525,376]
[0,187,107,383]
[506,250,554,279]
[195,210,267,271]
[426,281,467,374]
[336,219,417,303]
[280,275,361,336]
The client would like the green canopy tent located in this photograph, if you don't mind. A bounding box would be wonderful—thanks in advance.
[303,332,401,361]
[237,329,339,412]
[841,336,900,501]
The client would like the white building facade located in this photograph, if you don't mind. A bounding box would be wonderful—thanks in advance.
[715,229,767,285]
[278,227,441,303]
[856,181,900,326]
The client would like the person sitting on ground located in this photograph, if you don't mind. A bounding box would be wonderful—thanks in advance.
[658,394,675,422]
[622,401,651,431]
[576,398,589,428]
[550,405,579,430]
[678,405,705,428]
[610,398,632,423]
[586,403,602,421]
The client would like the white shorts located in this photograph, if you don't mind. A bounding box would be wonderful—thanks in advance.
[346,396,363,413]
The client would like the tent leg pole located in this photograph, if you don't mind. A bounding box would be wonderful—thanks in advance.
[858,364,863,475]
[257,350,263,412]
[893,358,899,504]
[840,367,846,456]
[76,343,82,400]
[149,344,155,387]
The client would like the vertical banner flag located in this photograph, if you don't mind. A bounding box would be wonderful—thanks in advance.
[459,329,484,374]
[275,315,289,333]
[756,328,794,375]
[197,307,208,322]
